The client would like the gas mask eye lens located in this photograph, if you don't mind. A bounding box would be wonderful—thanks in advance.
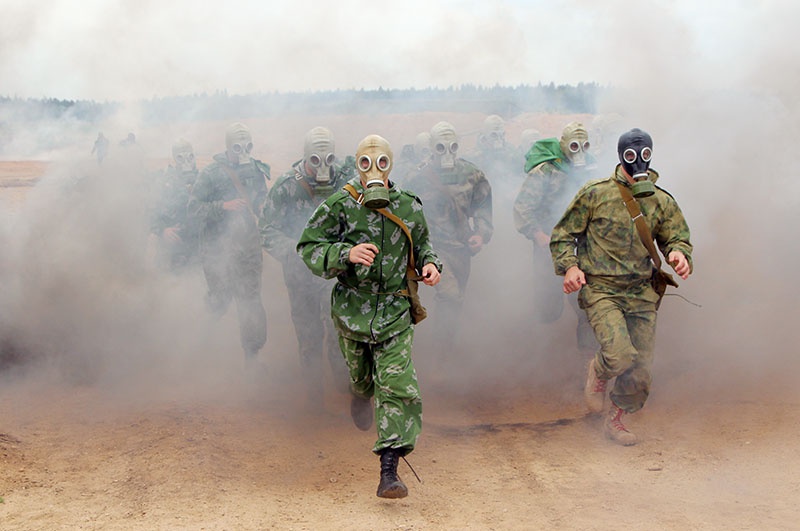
[641,147,652,162]
[324,152,336,165]
[176,154,186,163]
[376,154,391,171]
[309,154,321,167]
[582,141,590,151]
[623,148,637,163]
[245,142,253,154]
[358,155,372,171]
[449,142,459,154]
[569,141,581,153]
[435,143,447,155]
[232,143,243,154]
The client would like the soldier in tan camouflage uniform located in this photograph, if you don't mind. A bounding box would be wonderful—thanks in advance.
[513,122,598,356]
[188,123,270,363]
[403,121,493,356]
[550,128,693,445]
[260,127,354,408]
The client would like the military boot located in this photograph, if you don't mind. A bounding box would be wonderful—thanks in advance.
[603,404,638,446]
[350,394,373,431]
[376,448,408,499]
[584,358,608,414]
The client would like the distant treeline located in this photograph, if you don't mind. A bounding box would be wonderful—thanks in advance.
[1,83,607,126]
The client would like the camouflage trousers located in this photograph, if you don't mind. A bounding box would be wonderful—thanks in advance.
[580,282,658,413]
[202,243,267,356]
[531,243,597,351]
[339,327,422,455]
[432,245,472,350]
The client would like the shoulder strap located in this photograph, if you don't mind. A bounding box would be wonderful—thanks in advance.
[222,164,259,223]
[295,169,315,200]
[615,180,661,269]
[343,183,418,275]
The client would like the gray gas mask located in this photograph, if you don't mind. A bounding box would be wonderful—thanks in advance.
[430,121,459,171]
[304,126,336,194]
[225,122,254,166]
[172,138,196,174]
[559,122,590,168]
[481,114,506,150]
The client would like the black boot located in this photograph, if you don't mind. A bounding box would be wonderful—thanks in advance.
[376,448,408,499]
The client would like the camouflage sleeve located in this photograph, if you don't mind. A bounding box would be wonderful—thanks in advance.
[251,162,270,215]
[296,199,353,280]
[513,165,549,240]
[259,181,297,262]
[549,186,591,275]
[409,197,443,273]
[656,195,694,272]
[187,168,225,229]
[471,170,494,243]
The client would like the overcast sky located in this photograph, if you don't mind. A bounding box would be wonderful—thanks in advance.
[1,0,794,101]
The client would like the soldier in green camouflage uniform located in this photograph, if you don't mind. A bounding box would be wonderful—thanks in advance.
[260,127,355,407]
[297,135,442,499]
[188,123,270,361]
[403,121,492,355]
[149,138,201,272]
[550,128,693,445]
[513,122,598,354]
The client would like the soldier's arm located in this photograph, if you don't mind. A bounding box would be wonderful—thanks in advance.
[187,170,225,228]
[260,183,298,262]
[513,167,548,240]
[656,196,693,274]
[471,171,494,244]
[550,189,590,276]
[297,200,352,280]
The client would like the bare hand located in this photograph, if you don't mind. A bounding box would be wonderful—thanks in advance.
[162,227,182,244]
[349,243,379,266]
[421,263,440,286]
[563,265,586,294]
[533,231,550,248]
[223,198,248,211]
[668,250,691,280]
[468,234,484,254]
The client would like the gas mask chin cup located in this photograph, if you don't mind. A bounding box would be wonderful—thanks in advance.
[362,178,389,209]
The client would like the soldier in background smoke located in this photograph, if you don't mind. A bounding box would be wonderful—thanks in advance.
[91,132,108,165]
[513,122,599,357]
[148,138,201,273]
[466,115,523,212]
[260,126,354,408]
[550,127,693,446]
[403,121,493,360]
[393,131,431,183]
[188,122,270,363]
[297,134,442,499]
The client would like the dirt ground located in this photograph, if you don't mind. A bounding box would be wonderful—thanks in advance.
[1,126,799,530]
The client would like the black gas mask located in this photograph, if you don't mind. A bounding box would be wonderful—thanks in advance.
[618,128,654,198]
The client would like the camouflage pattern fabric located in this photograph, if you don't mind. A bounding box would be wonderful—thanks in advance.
[297,177,441,344]
[339,327,422,454]
[149,165,200,270]
[550,165,693,412]
[297,177,440,455]
[402,159,492,347]
[188,153,270,356]
[260,158,355,386]
[514,155,597,344]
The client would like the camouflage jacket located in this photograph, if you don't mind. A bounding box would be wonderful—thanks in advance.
[260,157,354,264]
[513,159,594,240]
[403,159,493,251]
[150,166,199,239]
[550,165,693,287]
[187,154,270,246]
[297,177,442,343]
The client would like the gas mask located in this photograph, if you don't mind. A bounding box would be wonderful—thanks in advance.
[413,132,432,162]
[617,128,655,198]
[172,138,196,174]
[356,135,392,209]
[430,121,459,171]
[225,122,254,166]
[559,122,590,168]
[481,114,506,150]
[304,126,336,188]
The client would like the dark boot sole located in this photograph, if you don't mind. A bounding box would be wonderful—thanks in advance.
[377,483,408,499]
